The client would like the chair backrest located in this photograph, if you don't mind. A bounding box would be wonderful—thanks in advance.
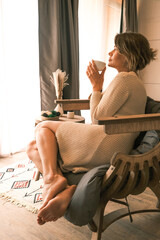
[101,142,160,202]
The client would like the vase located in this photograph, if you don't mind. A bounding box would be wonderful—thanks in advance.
[55,103,63,116]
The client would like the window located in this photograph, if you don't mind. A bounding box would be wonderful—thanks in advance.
[79,0,121,122]
[0,0,40,156]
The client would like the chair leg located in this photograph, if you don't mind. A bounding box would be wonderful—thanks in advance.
[90,203,106,240]
[34,169,41,181]
[150,182,160,209]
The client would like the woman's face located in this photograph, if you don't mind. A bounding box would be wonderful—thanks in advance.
[108,47,129,72]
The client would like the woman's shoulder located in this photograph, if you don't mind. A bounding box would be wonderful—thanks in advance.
[107,71,143,92]
[114,71,141,84]
[110,71,145,93]
[116,71,138,79]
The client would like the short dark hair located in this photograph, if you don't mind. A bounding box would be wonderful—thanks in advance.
[114,32,157,72]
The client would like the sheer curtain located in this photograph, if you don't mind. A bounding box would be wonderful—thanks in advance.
[79,0,121,122]
[0,0,40,156]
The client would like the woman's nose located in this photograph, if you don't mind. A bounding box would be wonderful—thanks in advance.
[108,50,113,56]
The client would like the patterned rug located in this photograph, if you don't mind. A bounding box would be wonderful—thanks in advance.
[0,158,43,213]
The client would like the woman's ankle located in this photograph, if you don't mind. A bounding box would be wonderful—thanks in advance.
[43,172,66,185]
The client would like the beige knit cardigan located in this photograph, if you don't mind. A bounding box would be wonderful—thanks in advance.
[56,72,147,173]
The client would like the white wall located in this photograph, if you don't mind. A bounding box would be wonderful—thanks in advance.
[137,0,160,100]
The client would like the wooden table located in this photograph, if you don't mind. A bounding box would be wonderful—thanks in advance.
[35,114,85,125]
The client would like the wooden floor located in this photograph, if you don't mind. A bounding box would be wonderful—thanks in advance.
[0,152,160,240]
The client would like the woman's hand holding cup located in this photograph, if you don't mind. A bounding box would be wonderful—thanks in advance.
[86,60,106,92]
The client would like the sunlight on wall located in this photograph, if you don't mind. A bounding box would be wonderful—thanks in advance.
[79,0,121,123]
[0,0,40,155]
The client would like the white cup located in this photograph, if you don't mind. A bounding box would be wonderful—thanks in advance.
[67,111,74,119]
[94,60,106,71]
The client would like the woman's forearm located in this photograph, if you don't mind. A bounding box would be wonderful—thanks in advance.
[90,91,102,124]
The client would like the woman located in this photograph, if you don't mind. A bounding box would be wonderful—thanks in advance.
[27,32,157,224]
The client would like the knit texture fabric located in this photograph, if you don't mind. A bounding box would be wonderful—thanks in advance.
[56,72,147,173]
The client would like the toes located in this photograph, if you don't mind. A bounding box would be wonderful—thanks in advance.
[38,204,50,220]
[37,216,46,225]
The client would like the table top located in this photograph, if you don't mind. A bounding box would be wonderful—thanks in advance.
[59,114,85,123]
[35,114,85,125]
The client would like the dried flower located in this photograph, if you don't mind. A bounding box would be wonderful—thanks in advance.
[50,69,69,99]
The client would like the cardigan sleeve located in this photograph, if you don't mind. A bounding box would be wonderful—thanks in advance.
[90,74,129,124]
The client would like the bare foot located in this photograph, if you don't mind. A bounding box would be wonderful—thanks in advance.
[37,185,76,225]
[41,175,67,209]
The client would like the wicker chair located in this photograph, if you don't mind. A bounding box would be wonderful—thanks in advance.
[54,99,160,240]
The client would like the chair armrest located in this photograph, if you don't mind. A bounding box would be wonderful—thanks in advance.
[55,99,90,111]
[95,113,160,134]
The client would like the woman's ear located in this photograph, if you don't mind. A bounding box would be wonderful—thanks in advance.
[123,57,130,71]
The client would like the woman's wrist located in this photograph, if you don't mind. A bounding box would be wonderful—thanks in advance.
[92,88,102,92]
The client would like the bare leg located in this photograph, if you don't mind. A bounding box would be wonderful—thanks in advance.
[26,140,43,174]
[27,121,76,224]
[27,139,64,177]
[34,121,70,206]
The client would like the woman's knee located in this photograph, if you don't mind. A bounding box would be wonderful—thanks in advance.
[35,121,63,135]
